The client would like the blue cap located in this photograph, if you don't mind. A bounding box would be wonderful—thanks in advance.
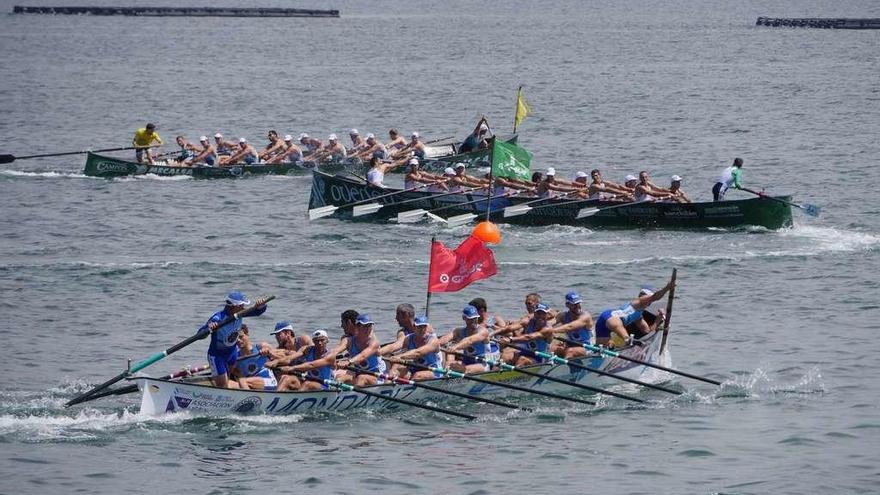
[226,291,250,306]
[462,305,480,319]
[356,314,374,325]
[639,285,656,296]
[565,291,582,305]
[535,303,550,313]
[270,321,294,335]
[414,315,429,326]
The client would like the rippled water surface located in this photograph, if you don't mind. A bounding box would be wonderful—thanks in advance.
[1,0,879,493]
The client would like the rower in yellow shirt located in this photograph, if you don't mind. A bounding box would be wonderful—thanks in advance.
[132,123,163,164]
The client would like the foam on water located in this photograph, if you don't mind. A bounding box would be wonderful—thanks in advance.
[0,169,96,179]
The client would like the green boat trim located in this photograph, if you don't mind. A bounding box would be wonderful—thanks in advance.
[83,152,325,178]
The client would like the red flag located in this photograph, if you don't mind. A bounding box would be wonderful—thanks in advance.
[428,235,498,293]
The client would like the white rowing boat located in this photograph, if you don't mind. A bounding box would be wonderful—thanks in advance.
[134,330,667,416]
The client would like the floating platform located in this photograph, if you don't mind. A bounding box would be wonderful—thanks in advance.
[12,6,340,17]
[756,17,880,29]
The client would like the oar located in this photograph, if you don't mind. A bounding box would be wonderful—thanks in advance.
[741,187,820,217]
[308,183,433,220]
[503,190,581,218]
[345,365,526,411]
[423,135,456,146]
[352,182,440,217]
[442,348,643,403]
[576,200,638,219]
[71,364,212,403]
[0,145,159,165]
[395,186,486,223]
[65,295,275,407]
[399,187,527,226]
[291,372,476,420]
[659,268,677,354]
[387,357,596,406]
[442,189,536,227]
[493,339,682,395]
[555,336,722,386]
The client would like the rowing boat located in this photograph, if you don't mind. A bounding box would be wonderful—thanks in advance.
[83,152,322,178]
[135,329,665,416]
[309,171,794,229]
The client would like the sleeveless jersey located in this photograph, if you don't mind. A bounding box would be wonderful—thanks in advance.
[611,302,643,327]
[303,346,334,381]
[562,311,592,345]
[516,319,549,362]
[405,332,442,368]
[349,335,385,373]
[452,326,489,365]
[237,344,269,377]
[367,169,385,187]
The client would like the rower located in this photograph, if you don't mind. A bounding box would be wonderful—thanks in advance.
[316,134,347,162]
[173,135,199,163]
[379,303,418,356]
[331,309,359,367]
[187,136,218,167]
[386,128,407,153]
[549,291,594,359]
[337,314,385,386]
[356,133,387,161]
[264,321,313,364]
[267,135,304,165]
[500,303,555,366]
[404,158,448,191]
[451,163,488,190]
[438,305,492,373]
[346,129,366,157]
[442,167,461,192]
[493,292,546,339]
[458,116,491,154]
[279,330,336,391]
[213,133,236,156]
[713,158,744,201]
[383,315,443,381]
[594,281,674,347]
[366,156,402,188]
[468,297,506,360]
[258,130,286,162]
[222,138,260,166]
[299,133,324,155]
[132,122,162,164]
[204,291,268,389]
[536,168,579,198]
[390,132,426,164]
[588,169,630,199]
[666,175,692,203]
[634,171,675,202]
[231,324,277,390]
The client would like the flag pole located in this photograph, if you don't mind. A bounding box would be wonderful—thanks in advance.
[484,137,496,221]
[425,236,435,318]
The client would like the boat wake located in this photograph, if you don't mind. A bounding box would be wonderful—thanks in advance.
[0,169,96,180]
[713,367,825,400]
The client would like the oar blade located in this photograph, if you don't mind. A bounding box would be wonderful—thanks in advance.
[352,203,383,217]
[308,205,339,220]
[803,203,820,217]
[426,212,447,223]
[0,154,15,164]
[503,204,532,218]
[576,207,600,219]
[396,209,428,223]
[445,213,478,227]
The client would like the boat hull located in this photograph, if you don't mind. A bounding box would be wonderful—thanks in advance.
[83,152,316,178]
[136,331,664,416]
[308,171,794,229]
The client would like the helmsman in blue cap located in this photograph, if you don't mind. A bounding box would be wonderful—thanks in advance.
[500,302,556,367]
[205,291,269,388]
[549,291,595,359]
[594,280,674,347]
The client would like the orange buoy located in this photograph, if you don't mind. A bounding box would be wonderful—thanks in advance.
[472,221,501,244]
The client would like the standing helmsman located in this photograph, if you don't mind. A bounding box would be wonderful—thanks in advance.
[713,158,744,201]
[132,122,163,164]
[205,291,269,389]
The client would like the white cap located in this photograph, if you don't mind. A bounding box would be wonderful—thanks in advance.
[328,133,338,141]
[444,167,456,175]
[479,123,489,131]
[575,171,588,178]
[239,138,247,144]
[546,167,556,176]
[199,136,208,142]
[214,133,223,138]
[625,174,638,182]
[349,128,359,135]
[312,329,328,340]
[283,134,293,142]
[366,133,375,140]
[298,133,309,140]
[454,163,466,169]
[671,175,682,182]
[408,158,419,165]
[411,131,420,138]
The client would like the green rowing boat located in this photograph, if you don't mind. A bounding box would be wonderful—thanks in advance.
[83,152,318,178]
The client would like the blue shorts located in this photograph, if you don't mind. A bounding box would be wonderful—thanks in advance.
[208,346,240,377]
[244,155,257,165]
[595,310,614,340]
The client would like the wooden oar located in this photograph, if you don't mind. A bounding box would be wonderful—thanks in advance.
[291,372,476,420]
[493,339,682,395]
[502,190,581,218]
[741,187,820,217]
[442,348,643,403]
[555,336,722,386]
[423,135,456,146]
[308,183,433,220]
[395,186,487,223]
[660,268,677,354]
[387,357,596,406]
[351,182,442,217]
[71,364,211,403]
[399,187,528,226]
[65,295,275,407]
[576,200,638,219]
[345,365,527,411]
[0,145,159,164]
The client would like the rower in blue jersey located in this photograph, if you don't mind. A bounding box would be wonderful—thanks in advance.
[213,133,236,156]
[264,321,314,391]
[468,297,507,361]
[205,291,269,389]
[187,136,218,167]
[500,303,555,367]
[337,314,385,387]
[278,330,337,391]
[594,280,674,347]
[231,324,277,391]
[379,303,418,356]
[549,291,595,359]
[383,315,443,380]
[439,305,492,373]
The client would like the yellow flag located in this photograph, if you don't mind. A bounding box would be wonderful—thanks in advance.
[514,86,530,133]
